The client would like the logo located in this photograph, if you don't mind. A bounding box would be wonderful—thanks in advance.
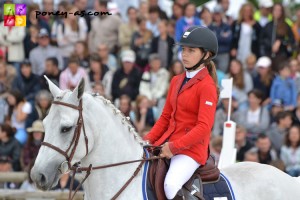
[4,4,26,26]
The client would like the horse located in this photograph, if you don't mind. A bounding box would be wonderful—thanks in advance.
[31,77,300,200]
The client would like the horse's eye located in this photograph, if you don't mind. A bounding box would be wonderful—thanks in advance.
[61,126,72,133]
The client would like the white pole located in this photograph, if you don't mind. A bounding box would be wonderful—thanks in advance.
[227,78,233,121]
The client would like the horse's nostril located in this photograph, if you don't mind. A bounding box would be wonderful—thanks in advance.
[40,173,46,184]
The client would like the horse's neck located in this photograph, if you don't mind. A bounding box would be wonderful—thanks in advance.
[81,96,144,199]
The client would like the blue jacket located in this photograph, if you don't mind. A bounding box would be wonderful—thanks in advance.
[270,76,297,107]
[208,22,232,54]
[175,17,202,42]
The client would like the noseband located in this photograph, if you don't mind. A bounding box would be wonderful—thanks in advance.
[41,98,163,200]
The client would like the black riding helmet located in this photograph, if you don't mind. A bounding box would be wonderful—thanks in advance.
[177,26,218,71]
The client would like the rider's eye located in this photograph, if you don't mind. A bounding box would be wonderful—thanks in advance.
[61,126,72,133]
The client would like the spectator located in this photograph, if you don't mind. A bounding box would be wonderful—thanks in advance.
[175,3,201,42]
[225,59,253,110]
[235,125,254,162]
[280,125,300,177]
[243,147,259,162]
[40,0,56,29]
[169,60,184,80]
[92,82,105,97]
[292,93,300,126]
[118,94,132,117]
[59,54,91,91]
[21,120,44,171]
[73,41,89,69]
[88,0,121,54]
[131,16,153,70]
[199,7,212,27]
[267,111,293,154]
[209,5,232,73]
[260,3,295,60]
[146,6,161,37]
[0,124,21,172]
[87,53,109,86]
[57,5,88,67]
[252,56,274,106]
[230,3,261,64]
[74,0,91,32]
[138,1,149,20]
[131,95,155,134]
[289,58,300,94]
[40,57,61,91]
[111,50,141,102]
[245,54,257,78]
[210,136,222,165]
[256,133,278,164]
[0,60,16,93]
[30,90,52,122]
[254,0,273,27]
[148,0,168,20]
[292,8,300,49]
[270,99,284,124]
[97,44,118,71]
[270,61,297,110]
[139,54,169,104]
[6,90,32,145]
[52,173,82,192]
[171,2,183,21]
[151,20,175,68]
[0,18,26,67]
[212,97,239,137]
[29,28,64,75]
[12,60,41,105]
[217,0,232,25]
[24,25,39,59]
[118,7,138,51]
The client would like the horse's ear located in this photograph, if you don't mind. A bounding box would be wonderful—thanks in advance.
[44,75,61,97]
[73,78,85,100]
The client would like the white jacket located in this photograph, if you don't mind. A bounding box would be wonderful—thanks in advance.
[0,22,25,62]
[139,68,169,101]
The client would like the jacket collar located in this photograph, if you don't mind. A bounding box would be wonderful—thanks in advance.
[176,67,209,95]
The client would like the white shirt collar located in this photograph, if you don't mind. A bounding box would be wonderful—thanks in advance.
[185,67,205,79]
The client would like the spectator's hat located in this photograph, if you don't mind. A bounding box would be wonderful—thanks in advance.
[272,99,283,107]
[121,50,136,63]
[213,4,223,13]
[256,56,272,68]
[27,120,45,133]
[259,0,273,8]
[38,28,49,37]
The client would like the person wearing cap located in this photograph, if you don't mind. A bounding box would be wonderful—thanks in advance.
[12,59,41,104]
[252,56,274,106]
[111,50,142,102]
[29,28,64,76]
[21,120,44,171]
[143,26,218,199]
[208,4,232,73]
[254,0,273,27]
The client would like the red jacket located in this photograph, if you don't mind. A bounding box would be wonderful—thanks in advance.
[143,68,217,165]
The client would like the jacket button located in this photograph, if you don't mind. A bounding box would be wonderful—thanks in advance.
[185,128,190,132]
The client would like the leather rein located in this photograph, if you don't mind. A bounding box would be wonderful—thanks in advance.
[41,99,163,200]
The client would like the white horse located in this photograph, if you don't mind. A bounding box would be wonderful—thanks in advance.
[31,78,300,200]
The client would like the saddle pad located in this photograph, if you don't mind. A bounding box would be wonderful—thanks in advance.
[203,173,235,200]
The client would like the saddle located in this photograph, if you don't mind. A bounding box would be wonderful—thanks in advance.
[148,154,220,200]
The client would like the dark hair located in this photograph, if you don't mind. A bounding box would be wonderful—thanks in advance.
[202,50,219,97]
[136,16,147,25]
[0,124,16,138]
[285,125,300,147]
[149,6,160,14]
[276,111,292,123]
[9,90,25,105]
[127,6,137,14]
[248,89,265,103]
[89,53,102,63]
[273,3,289,36]
[257,133,269,140]
[277,61,290,72]
[46,57,59,67]
[183,2,196,16]
[99,0,108,7]
[68,54,80,65]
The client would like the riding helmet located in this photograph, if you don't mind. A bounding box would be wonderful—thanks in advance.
[177,26,218,58]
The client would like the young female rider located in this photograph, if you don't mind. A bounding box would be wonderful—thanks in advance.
[143,26,219,199]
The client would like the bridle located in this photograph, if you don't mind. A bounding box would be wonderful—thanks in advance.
[41,99,163,200]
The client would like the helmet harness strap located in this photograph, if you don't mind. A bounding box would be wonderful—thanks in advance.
[185,49,211,71]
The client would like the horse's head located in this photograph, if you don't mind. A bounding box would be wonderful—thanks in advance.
[31,76,93,190]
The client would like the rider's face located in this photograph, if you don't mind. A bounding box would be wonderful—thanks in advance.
[181,46,204,69]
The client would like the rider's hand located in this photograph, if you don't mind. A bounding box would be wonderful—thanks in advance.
[160,142,174,159]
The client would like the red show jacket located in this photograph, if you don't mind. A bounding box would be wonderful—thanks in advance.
[143,68,217,165]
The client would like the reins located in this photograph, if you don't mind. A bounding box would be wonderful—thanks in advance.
[41,99,164,200]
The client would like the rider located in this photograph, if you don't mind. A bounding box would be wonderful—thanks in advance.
[143,26,219,199]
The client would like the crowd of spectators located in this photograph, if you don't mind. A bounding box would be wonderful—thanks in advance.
[0,0,300,191]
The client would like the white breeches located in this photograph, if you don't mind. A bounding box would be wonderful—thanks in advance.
[164,154,200,199]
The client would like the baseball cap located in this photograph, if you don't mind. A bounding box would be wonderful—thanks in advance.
[121,50,136,63]
[272,99,283,107]
[259,0,274,8]
[38,28,49,37]
[256,56,272,68]
[213,4,223,13]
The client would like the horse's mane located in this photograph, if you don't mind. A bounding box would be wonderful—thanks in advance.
[90,93,147,146]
